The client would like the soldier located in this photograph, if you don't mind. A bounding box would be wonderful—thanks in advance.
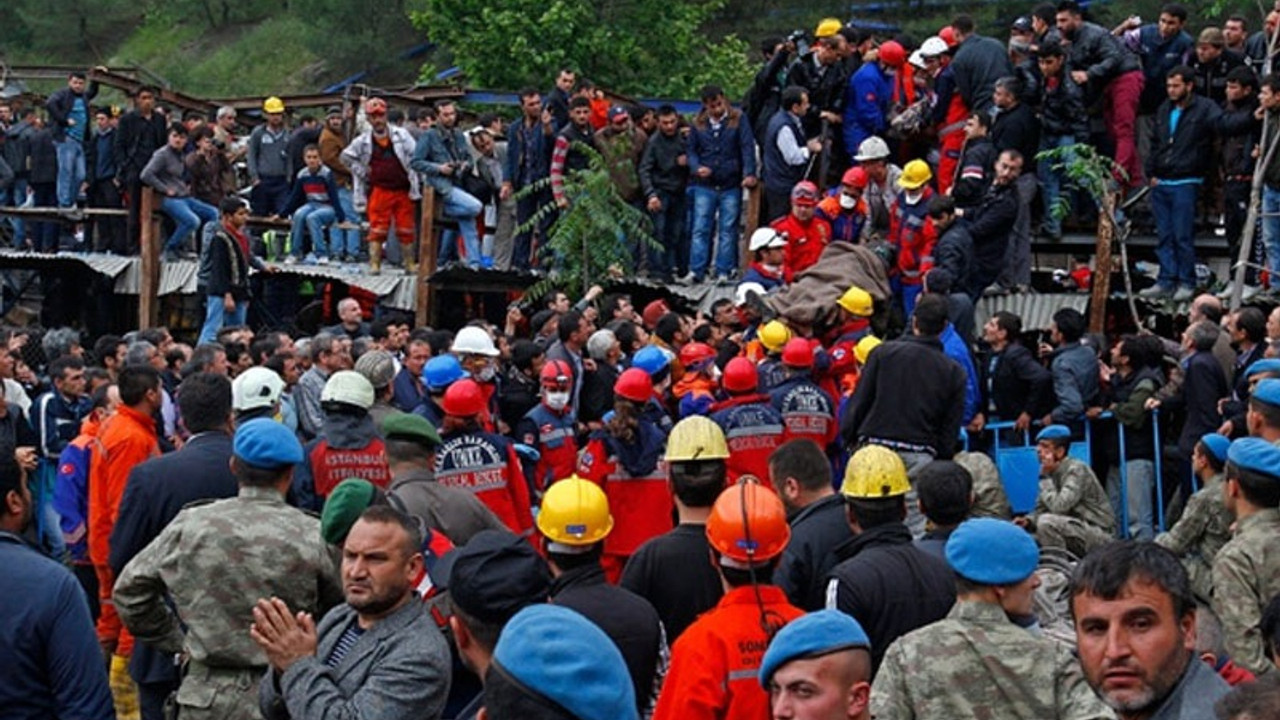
[113,418,343,720]
[1014,425,1115,556]
[871,518,1113,719]
[1212,437,1280,678]
[1155,433,1235,602]
[759,610,874,720]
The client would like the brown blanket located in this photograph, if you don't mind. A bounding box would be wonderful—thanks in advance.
[768,241,891,328]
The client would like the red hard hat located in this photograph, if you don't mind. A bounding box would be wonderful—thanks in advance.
[878,40,906,67]
[442,378,486,417]
[614,368,654,403]
[841,166,869,189]
[781,338,815,368]
[679,342,717,369]
[540,359,573,388]
[939,26,957,47]
[722,357,759,394]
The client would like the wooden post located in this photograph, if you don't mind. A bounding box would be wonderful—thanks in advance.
[415,188,439,327]
[741,184,761,273]
[138,187,160,328]
[1088,192,1117,334]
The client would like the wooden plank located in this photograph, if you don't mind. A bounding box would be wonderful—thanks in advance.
[138,188,160,328]
[741,184,760,272]
[0,206,128,219]
[416,188,439,327]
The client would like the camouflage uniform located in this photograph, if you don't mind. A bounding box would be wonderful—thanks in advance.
[1211,507,1280,678]
[114,486,344,720]
[954,451,1012,519]
[1032,457,1115,557]
[1154,473,1233,602]
[870,600,1113,719]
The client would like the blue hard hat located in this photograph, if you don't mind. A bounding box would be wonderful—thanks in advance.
[631,345,671,376]
[759,610,871,687]
[424,355,467,393]
[946,517,1040,585]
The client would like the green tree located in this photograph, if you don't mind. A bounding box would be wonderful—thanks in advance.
[414,0,753,98]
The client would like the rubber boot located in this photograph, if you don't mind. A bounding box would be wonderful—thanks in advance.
[401,242,418,275]
[369,241,383,275]
[109,653,141,720]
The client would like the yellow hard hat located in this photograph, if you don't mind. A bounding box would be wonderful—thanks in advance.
[815,18,844,38]
[536,476,613,547]
[759,320,793,353]
[263,96,286,114]
[841,445,910,498]
[666,416,730,463]
[837,285,873,316]
[854,335,882,365]
[898,159,933,190]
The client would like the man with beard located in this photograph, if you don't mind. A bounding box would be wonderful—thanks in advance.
[1,438,115,720]
[1072,542,1230,719]
[254,505,452,720]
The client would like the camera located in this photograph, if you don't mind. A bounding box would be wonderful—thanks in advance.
[787,29,810,56]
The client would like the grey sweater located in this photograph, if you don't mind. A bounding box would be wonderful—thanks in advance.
[140,145,189,197]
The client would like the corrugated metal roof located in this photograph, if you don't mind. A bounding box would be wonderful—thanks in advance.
[975,293,1090,331]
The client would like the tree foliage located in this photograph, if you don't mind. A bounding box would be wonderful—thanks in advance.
[414,0,754,98]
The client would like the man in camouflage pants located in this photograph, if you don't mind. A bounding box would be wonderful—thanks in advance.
[1015,425,1115,557]
[872,518,1112,719]
[114,419,344,720]
[1155,433,1234,603]
[1213,436,1280,679]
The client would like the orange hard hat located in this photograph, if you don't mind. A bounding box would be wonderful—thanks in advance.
[442,378,486,417]
[679,342,717,370]
[540,359,573,388]
[841,166,869,189]
[781,338,815,369]
[706,479,791,565]
[722,357,759,394]
[614,367,653,403]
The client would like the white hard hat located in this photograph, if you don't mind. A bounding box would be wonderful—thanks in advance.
[735,282,768,307]
[748,227,787,252]
[321,370,375,410]
[451,326,499,357]
[854,136,891,162]
[232,367,284,412]
[919,36,950,58]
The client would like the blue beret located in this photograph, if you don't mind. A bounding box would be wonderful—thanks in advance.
[1036,425,1072,442]
[759,610,871,687]
[493,605,638,720]
[1252,378,1280,408]
[1199,433,1231,464]
[233,418,304,469]
[946,517,1040,584]
[1245,359,1280,379]
[1227,437,1280,479]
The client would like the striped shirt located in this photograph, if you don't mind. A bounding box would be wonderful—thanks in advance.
[326,622,364,668]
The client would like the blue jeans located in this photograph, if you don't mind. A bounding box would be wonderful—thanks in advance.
[689,184,742,278]
[199,295,248,344]
[437,187,484,267]
[291,203,336,258]
[1038,134,1077,236]
[330,186,361,258]
[1263,185,1280,274]
[54,138,86,208]
[1108,460,1155,540]
[1150,182,1199,289]
[0,178,28,247]
[161,196,219,252]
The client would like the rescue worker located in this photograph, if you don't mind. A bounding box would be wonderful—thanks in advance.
[824,445,955,673]
[824,286,875,395]
[674,342,721,418]
[577,368,671,583]
[1014,425,1115,557]
[412,354,467,429]
[622,416,728,641]
[631,345,676,434]
[452,326,502,431]
[742,227,793,291]
[771,181,832,276]
[652,479,804,720]
[770,338,838,454]
[291,370,391,512]
[710,357,785,483]
[871,518,1113,719]
[817,166,871,244]
[1156,433,1235,602]
[1212,437,1280,678]
[886,159,936,319]
[760,610,874,720]
[516,360,578,495]
[755,320,793,390]
[537,476,667,717]
[435,379,535,536]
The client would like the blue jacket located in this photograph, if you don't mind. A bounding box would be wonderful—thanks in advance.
[686,107,757,189]
[411,125,471,195]
[844,62,891,153]
[53,437,93,563]
[506,118,554,190]
[1048,342,1102,423]
[392,366,427,413]
[939,323,980,424]
[33,390,91,459]
[0,531,115,720]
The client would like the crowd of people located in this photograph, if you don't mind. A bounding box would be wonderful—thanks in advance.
[4,2,1280,720]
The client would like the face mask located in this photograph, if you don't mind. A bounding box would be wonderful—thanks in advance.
[709,366,722,383]
[545,391,571,411]
[477,365,496,382]
[905,190,924,205]
[839,193,858,210]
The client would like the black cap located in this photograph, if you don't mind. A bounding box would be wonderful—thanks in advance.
[434,530,551,623]
[1011,16,1033,32]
